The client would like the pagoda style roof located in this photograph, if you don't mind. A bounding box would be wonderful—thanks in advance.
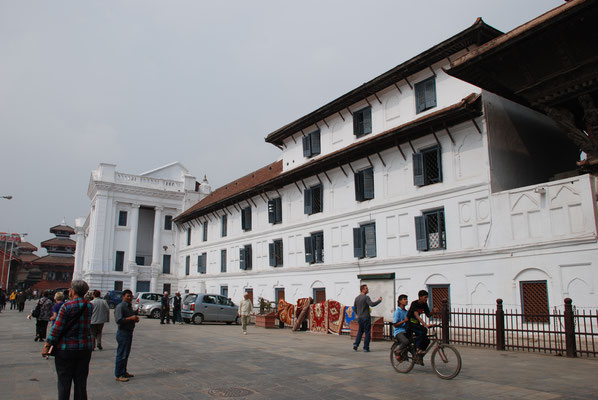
[18,241,38,252]
[50,224,75,235]
[41,238,76,248]
[18,254,40,263]
[33,255,74,266]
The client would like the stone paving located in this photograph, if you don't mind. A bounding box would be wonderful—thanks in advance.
[1,301,597,399]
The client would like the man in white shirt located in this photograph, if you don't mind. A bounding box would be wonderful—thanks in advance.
[238,293,253,335]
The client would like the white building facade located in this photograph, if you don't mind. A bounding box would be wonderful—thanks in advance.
[74,162,206,294]
[173,20,598,320]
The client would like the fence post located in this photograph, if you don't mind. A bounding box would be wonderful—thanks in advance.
[496,298,505,351]
[564,298,577,358]
[441,299,449,344]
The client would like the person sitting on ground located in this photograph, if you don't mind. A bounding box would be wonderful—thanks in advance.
[393,294,410,358]
[406,290,433,356]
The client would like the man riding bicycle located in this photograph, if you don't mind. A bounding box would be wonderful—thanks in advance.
[392,294,409,355]
[406,290,433,357]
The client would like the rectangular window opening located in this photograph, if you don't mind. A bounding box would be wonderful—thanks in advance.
[353,107,372,138]
[164,215,173,230]
[415,76,437,114]
[118,211,127,227]
[302,130,321,158]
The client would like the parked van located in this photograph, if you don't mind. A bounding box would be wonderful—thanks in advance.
[181,293,239,325]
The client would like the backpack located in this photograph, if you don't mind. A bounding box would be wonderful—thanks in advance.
[31,301,42,318]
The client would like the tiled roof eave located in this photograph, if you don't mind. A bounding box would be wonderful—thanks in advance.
[176,94,482,224]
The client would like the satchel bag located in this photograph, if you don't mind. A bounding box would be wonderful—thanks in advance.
[48,302,87,357]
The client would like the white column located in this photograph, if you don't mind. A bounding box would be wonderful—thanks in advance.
[73,223,86,280]
[151,207,163,266]
[127,204,140,270]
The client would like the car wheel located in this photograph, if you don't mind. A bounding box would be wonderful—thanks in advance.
[150,309,161,319]
[192,313,203,325]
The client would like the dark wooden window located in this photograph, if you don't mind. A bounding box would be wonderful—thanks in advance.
[353,107,372,137]
[355,167,374,201]
[302,130,321,158]
[197,252,207,274]
[304,232,324,264]
[239,244,252,270]
[304,184,323,215]
[135,256,144,266]
[245,289,253,305]
[220,286,228,298]
[241,207,252,231]
[164,215,173,230]
[313,288,326,303]
[185,256,190,276]
[186,228,191,246]
[115,251,124,271]
[521,281,549,323]
[415,209,446,251]
[118,211,127,226]
[275,288,285,306]
[415,76,437,114]
[114,281,123,291]
[353,223,377,259]
[428,285,450,319]
[269,239,283,267]
[413,146,442,187]
[221,249,227,273]
[221,214,228,237]
[163,283,171,294]
[162,254,171,274]
[202,222,208,242]
[268,197,283,224]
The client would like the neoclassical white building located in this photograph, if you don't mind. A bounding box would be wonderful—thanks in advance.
[73,162,207,294]
[172,19,597,319]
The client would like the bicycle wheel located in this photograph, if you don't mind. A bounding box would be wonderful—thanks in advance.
[390,342,415,374]
[431,344,462,380]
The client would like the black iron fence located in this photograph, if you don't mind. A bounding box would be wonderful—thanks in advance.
[382,298,598,358]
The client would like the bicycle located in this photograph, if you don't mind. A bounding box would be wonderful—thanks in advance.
[390,324,462,379]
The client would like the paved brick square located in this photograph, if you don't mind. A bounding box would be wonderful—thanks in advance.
[1,302,597,399]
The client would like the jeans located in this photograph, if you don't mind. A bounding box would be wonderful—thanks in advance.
[115,330,133,378]
[54,349,92,400]
[408,323,429,351]
[353,317,372,350]
[172,308,182,323]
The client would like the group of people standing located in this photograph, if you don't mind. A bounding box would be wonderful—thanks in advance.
[34,281,140,400]
[0,289,27,312]
[158,291,183,325]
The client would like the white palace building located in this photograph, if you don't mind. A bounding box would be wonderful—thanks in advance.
[74,18,598,319]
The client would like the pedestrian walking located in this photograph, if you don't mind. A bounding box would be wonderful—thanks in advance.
[16,290,26,312]
[352,284,382,352]
[90,290,110,350]
[9,290,16,309]
[0,290,6,311]
[160,291,171,324]
[41,280,93,400]
[114,289,139,382]
[172,292,183,325]
[30,291,54,341]
[239,293,253,335]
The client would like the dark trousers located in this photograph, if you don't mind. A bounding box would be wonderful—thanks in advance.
[409,324,429,351]
[90,324,104,348]
[353,317,372,350]
[173,308,182,323]
[54,349,92,400]
[36,319,49,339]
[160,308,171,323]
[394,332,410,351]
[10,300,15,309]
[115,330,133,378]
[18,302,25,312]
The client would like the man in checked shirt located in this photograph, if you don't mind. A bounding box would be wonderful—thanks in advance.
[42,280,93,400]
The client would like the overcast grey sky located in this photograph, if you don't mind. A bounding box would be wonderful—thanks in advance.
[0,0,563,249]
